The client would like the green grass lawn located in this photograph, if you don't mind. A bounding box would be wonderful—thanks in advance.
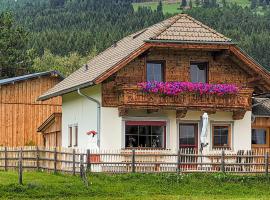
[132,0,251,14]
[0,171,270,199]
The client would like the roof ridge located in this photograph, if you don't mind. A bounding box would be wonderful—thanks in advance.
[150,14,183,40]
[184,14,231,41]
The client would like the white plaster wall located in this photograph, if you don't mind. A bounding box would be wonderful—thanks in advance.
[233,111,252,151]
[62,85,101,149]
[62,84,252,151]
[180,110,252,152]
[100,107,122,150]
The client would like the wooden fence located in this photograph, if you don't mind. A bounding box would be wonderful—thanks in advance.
[0,146,270,175]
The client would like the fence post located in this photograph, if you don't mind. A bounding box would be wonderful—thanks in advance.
[72,149,76,176]
[4,147,7,171]
[18,148,23,185]
[54,147,57,174]
[177,149,181,174]
[36,146,40,171]
[80,153,84,178]
[86,149,91,173]
[132,149,135,173]
[221,150,225,173]
[265,152,269,177]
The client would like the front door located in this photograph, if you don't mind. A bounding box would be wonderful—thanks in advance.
[179,123,198,149]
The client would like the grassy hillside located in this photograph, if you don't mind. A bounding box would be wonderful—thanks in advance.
[0,172,270,200]
[133,0,250,14]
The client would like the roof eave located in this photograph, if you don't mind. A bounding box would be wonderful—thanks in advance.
[38,81,94,101]
[0,70,64,86]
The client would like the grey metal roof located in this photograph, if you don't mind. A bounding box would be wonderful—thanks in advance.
[0,71,64,86]
[252,98,270,116]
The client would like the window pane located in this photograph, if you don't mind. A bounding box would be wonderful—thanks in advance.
[139,126,151,136]
[147,62,163,82]
[152,126,164,136]
[126,125,138,135]
[179,124,196,146]
[152,135,163,148]
[125,135,139,148]
[125,123,165,148]
[252,129,267,144]
[190,63,207,83]
[139,136,151,147]
[213,126,229,147]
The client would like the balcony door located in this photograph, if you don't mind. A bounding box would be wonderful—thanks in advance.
[179,123,198,149]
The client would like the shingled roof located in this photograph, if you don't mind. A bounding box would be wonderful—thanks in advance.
[39,14,259,101]
[253,98,270,116]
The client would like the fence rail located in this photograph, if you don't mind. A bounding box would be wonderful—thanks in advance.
[0,146,270,175]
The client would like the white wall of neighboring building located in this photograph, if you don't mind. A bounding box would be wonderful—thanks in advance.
[62,84,252,151]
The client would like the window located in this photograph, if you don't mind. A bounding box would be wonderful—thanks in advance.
[68,126,72,147]
[125,121,166,148]
[179,124,198,148]
[252,128,269,147]
[190,62,208,83]
[212,124,231,148]
[146,61,164,82]
[74,126,78,147]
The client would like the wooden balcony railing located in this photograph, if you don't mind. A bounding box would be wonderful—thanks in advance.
[118,85,253,111]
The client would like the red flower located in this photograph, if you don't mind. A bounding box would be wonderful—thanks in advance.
[87,130,97,137]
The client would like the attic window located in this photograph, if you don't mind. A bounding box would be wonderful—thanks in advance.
[133,29,147,39]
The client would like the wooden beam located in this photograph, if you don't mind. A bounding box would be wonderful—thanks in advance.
[201,109,216,115]
[232,110,246,120]
[118,107,128,117]
[176,109,187,119]
[147,109,159,114]
[212,50,230,61]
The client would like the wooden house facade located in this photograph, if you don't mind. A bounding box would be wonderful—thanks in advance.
[39,14,270,152]
[0,71,62,147]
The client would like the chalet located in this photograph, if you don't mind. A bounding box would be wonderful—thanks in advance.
[0,71,63,147]
[39,14,270,152]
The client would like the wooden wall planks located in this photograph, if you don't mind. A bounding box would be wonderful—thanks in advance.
[0,76,62,147]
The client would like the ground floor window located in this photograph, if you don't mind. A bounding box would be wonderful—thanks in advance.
[252,128,269,147]
[179,123,198,148]
[212,124,231,149]
[125,121,166,148]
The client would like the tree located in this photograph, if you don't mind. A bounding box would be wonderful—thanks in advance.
[210,0,218,7]
[202,0,210,8]
[251,0,257,9]
[157,0,163,13]
[0,12,33,78]
[32,48,97,76]
[195,0,201,6]
[189,0,193,8]
[181,0,187,8]
[49,0,65,8]
[222,0,227,7]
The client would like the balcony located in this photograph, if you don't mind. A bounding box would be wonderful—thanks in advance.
[118,85,253,119]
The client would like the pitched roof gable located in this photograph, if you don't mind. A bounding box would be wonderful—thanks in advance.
[152,14,231,42]
[39,14,269,101]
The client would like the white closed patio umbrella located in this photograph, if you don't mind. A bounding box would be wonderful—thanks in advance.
[200,112,209,151]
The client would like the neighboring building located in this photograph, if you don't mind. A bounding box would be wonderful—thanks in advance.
[0,71,63,147]
[252,98,270,148]
[38,112,62,147]
[39,14,270,152]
